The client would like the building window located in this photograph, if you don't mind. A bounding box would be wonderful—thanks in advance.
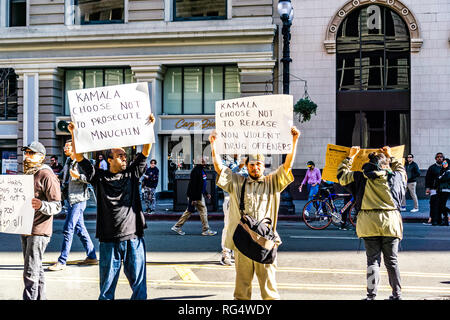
[163,65,240,115]
[174,0,226,21]
[336,5,411,153]
[66,0,124,25]
[0,68,18,120]
[336,110,409,150]
[64,67,133,115]
[336,5,410,91]
[9,0,26,27]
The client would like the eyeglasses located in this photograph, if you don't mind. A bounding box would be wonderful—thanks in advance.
[23,150,36,156]
[407,156,412,158]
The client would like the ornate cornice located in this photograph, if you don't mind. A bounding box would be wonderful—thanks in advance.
[324,0,423,54]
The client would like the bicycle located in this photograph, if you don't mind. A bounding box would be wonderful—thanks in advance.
[302,186,358,230]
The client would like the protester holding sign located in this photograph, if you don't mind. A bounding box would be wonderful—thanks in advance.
[337,146,406,300]
[67,114,154,300]
[209,126,299,300]
[21,141,62,300]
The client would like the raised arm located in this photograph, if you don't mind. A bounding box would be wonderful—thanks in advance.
[283,126,301,173]
[337,146,360,186]
[208,129,224,175]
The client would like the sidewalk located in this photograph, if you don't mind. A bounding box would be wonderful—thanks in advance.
[61,198,441,223]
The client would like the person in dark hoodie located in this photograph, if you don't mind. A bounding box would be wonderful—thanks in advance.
[425,152,445,225]
[67,114,154,301]
[337,146,406,300]
[171,157,217,236]
[436,158,450,226]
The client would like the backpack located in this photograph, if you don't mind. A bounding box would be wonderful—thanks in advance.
[232,179,281,264]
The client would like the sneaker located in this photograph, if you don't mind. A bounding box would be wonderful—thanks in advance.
[410,208,419,213]
[48,262,66,271]
[400,207,406,212]
[339,225,348,231]
[220,254,233,266]
[422,222,432,226]
[201,229,217,236]
[387,295,402,300]
[79,257,98,265]
[171,226,185,235]
[304,210,309,217]
[362,296,375,301]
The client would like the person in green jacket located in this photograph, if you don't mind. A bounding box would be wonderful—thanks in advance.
[337,146,407,300]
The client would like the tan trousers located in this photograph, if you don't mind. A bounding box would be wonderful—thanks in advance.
[233,249,280,300]
[174,196,210,232]
[401,182,419,209]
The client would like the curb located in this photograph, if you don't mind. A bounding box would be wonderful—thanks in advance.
[55,212,429,223]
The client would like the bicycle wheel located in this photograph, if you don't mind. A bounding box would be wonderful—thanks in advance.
[302,199,333,230]
[348,203,358,227]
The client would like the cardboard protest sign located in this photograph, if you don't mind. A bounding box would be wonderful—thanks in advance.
[322,144,405,183]
[215,94,294,154]
[68,82,155,153]
[0,175,34,235]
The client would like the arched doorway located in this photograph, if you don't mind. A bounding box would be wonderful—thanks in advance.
[335,4,411,152]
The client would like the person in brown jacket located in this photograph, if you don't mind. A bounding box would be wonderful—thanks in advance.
[21,141,62,300]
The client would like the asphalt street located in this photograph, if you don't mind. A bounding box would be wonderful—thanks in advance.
[0,219,449,301]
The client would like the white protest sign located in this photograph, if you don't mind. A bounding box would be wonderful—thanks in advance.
[215,94,293,154]
[68,82,155,153]
[0,175,34,235]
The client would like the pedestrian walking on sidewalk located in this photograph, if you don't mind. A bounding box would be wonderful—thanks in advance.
[337,146,406,300]
[142,159,159,214]
[298,161,321,213]
[424,152,445,226]
[400,154,420,212]
[209,127,299,300]
[171,157,217,236]
[67,115,154,300]
[48,139,97,271]
[21,141,62,300]
[437,158,450,226]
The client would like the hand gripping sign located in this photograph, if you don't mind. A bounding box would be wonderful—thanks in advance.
[68,82,155,153]
[0,175,34,235]
[322,144,405,183]
[215,94,294,154]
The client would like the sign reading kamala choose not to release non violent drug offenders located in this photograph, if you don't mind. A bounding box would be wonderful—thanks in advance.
[68,82,155,153]
[215,95,294,154]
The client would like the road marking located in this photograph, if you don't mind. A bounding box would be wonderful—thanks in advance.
[147,263,450,279]
[289,236,358,240]
[174,266,200,282]
[3,274,450,295]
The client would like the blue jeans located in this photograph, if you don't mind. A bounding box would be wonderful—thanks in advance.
[99,237,147,300]
[306,184,319,211]
[58,200,96,264]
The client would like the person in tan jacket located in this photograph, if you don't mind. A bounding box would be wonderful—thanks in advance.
[209,127,299,300]
[337,146,406,300]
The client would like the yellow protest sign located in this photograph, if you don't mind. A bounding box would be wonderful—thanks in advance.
[322,144,405,183]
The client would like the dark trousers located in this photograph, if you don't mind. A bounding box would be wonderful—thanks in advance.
[21,235,50,300]
[364,236,401,299]
[438,192,449,224]
[430,194,441,224]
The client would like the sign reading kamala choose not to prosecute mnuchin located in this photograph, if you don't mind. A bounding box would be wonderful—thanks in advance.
[68,82,155,153]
